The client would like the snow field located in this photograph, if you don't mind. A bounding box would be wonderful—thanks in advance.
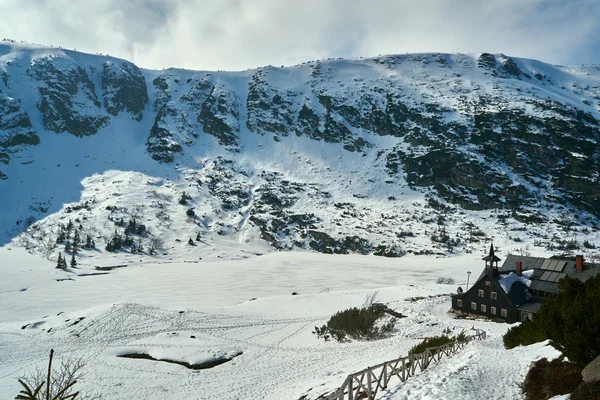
[0,248,559,399]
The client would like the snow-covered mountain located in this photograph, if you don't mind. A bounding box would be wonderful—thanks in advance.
[2,41,600,261]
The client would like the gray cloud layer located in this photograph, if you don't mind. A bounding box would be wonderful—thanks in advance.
[1,0,598,70]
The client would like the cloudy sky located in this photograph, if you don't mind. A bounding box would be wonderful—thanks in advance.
[1,0,599,71]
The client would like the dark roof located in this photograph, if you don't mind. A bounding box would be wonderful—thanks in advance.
[517,297,544,314]
[499,254,600,295]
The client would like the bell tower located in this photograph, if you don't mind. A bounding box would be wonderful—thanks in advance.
[483,243,501,278]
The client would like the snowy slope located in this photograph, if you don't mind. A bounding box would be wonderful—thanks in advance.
[1,41,600,265]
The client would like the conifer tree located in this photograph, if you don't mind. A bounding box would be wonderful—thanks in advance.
[55,252,67,269]
[56,229,66,243]
[72,230,80,253]
[196,232,201,241]
[85,235,95,249]
[70,254,77,268]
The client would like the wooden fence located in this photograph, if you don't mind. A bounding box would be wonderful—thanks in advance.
[320,329,486,400]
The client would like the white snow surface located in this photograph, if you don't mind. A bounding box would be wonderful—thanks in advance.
[498,270,533,293]
[0,247,560,399]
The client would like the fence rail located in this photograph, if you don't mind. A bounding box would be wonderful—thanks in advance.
[321,329,486,400]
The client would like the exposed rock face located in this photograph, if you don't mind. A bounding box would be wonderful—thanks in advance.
[196,81,240,146]
[0,91,38,173]
[0,94,37,147]
[29,59,109,137]
[582,355,600,383]
[101,61,148,121]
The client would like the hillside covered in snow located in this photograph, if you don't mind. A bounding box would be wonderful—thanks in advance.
[1,41,600,262]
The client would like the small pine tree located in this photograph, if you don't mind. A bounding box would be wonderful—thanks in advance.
[72,230,80,253]
[70,254,76,268]
[196,232,201,241]
[85,235,95,249]
[55,253,67,269]
[105,230,122,252]
[179,191,191,205]
[188,238,194,245]
[56,230,66,244]
[123,234,134,247]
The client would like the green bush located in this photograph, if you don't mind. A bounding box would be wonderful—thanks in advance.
[503,274,600,368]
[503,319,547,349]
[522,357,582,400]
[408,330,467,355]
[313,305,395,342]
[570,380,600,400]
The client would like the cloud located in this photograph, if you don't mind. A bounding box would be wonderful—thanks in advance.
[0,0,598,70]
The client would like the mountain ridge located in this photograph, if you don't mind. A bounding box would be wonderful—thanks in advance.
[1,41,599,261]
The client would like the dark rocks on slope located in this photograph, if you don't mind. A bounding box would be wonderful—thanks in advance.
[102,61,149,121]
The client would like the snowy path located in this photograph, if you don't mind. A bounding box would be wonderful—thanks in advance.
[383,338,557,400]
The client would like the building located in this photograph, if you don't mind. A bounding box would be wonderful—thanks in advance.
[451,244,600,323]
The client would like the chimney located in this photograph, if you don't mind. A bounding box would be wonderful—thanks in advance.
[516,261,522,276]
[576,255,584,272]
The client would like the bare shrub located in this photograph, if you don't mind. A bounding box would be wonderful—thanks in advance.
[17,349,102,400]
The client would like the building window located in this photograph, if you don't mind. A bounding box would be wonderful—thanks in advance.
[457,299,462,307]
[471,302,477,310]
[490,306,496,315]
[478,289,484,297]
[481,304,486,313]
[491,292,497,300]
[501,308,508,317]
[485,281,491,286]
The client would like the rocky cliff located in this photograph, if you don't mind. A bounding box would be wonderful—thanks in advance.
[1,41,599,259]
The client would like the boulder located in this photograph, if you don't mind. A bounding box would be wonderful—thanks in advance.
[582,355,600,383]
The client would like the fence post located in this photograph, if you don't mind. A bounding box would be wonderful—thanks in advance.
[401,357,406,381]
[347,375,353,400]
[367,369,372,399]
[383,362,389,388]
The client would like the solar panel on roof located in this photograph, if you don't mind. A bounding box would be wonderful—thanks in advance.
[548,272,559,282]
[556,273,567,281]
[540,271,552,281]
[556,261,566,272]
[541,259,552,270]
[548,260,559,271]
